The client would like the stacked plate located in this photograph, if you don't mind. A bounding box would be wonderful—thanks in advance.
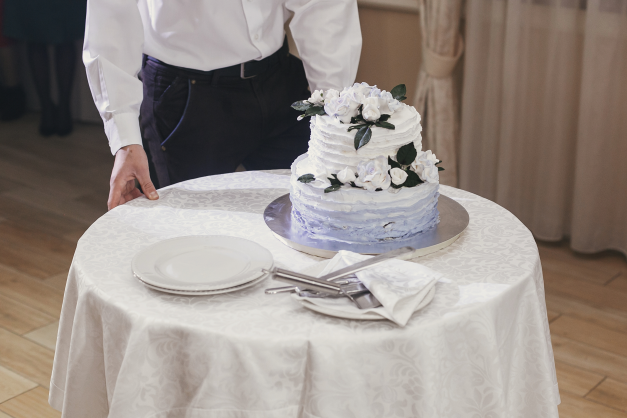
[132,235,273,295]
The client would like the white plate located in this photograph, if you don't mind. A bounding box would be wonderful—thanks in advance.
[132,235,273,292]
[136,272,268,295]
[299,286,436,321]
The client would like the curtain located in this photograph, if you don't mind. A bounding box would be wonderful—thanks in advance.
[460,0,627,256]
[414,0,464,187]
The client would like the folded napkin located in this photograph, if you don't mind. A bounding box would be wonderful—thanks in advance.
[293,250,443,326]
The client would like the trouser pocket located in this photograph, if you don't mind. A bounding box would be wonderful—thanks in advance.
[151,72,189,143]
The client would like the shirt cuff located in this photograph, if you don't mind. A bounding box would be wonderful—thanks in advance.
[105,113,143,155]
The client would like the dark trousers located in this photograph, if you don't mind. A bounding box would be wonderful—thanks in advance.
[140,48,311,189]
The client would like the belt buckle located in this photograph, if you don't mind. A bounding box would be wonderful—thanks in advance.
[240,63,256,79]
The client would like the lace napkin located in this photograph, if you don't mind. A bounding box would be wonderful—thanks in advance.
[294,250,442,326]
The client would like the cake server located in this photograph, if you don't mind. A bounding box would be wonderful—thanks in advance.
[264,268,344,295]
[264,246,415,294]
[265,270,383,309]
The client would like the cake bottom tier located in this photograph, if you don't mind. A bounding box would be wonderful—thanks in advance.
[289,157,440,244]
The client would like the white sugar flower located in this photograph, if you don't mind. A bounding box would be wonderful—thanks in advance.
[308,90,325,105]
[368,86,382,98]
[362,96,381,122]
[390,167,408,185]
[348,82,374,103]
[308,165,332,189]
[410,150,439,184]
[324,89,340,102]
[378,91,402,115]
[336,167,357,184]
[354,156,392,191]
[324,95,360,124]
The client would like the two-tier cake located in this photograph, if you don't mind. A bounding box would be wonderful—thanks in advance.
[289,82,443,244]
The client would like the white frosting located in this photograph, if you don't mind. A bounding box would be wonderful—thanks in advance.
[306,104,422,173]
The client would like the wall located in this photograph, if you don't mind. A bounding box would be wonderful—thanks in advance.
[288,2,423,103]
[355,5,422,103]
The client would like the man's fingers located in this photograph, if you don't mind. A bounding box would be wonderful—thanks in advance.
[107,179,127,210]
[126,187,143,201]
[108,145,156,211]
[136,169,159,200]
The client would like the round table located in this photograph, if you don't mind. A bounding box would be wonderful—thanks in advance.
[50,170,560,418]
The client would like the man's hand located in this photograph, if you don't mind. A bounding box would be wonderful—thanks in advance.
[108,144,159,210]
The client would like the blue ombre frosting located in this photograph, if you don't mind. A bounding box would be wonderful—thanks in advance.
[290,155,440,243]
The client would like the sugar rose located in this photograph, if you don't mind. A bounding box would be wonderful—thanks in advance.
[354,156,392,191]
[309,165,332,189]
[308,90,325,105]
[350,82,374,102]
[378,91,402,114]
[324,89,340,103]
[362,96,381,122]
[336,167,357,184]
[411,151,439,183]
[390,167,408,185]
[324,95,360,124]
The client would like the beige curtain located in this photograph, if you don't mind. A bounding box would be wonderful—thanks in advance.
[460,0,627,256]
[413,0,464,187]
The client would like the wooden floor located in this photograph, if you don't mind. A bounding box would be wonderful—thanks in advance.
[0,114,626,417]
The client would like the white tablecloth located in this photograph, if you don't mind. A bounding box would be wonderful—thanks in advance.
[50,170,560,418]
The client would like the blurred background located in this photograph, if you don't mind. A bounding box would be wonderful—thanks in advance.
[0,1,626,417]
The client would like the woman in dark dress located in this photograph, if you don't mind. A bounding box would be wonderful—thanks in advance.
[3,0,86,135]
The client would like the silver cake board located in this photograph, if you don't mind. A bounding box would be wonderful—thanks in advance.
[263,194,469,259]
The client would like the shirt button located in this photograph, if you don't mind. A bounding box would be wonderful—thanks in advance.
[254,34,259,40]
[161,146,166,152]
[191,79,196,84]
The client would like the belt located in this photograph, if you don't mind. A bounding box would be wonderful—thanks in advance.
[145,37,289,80]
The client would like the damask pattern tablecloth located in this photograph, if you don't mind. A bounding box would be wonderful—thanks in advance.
[50,170,560,418]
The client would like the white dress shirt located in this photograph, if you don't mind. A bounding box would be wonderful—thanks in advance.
[83,0,362,155]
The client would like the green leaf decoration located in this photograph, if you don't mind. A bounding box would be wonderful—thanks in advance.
[304,106,326,117]
[375,121,395,130]
[438,167,445,171]
[297,174,315,183]
[396,142,417,165]
[351,114,365,124]
[324,184,342,193]
[402,169,423,188]
[350,181,359,188]
[435,160,443,166]
[391,182,403,189]
[291,101,311,111]
[354,125,372,150]
[328,174,342,186]
[348,125,363,132]
[379,114,391,122]
[388,156,401,169]
[391,84,407,101]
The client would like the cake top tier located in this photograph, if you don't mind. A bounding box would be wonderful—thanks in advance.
[294,83,414,150]
[308,104,422,173]
[291,82,443,194]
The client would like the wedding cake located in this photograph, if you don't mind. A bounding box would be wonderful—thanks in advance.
[289,82,443,244]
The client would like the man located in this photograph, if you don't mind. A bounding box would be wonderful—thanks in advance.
[83,0,362,210]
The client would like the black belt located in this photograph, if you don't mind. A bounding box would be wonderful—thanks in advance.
[145,36,289,80]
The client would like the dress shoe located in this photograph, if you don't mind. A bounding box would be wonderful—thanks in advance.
[56,104,73,136]
[39,105,57,136]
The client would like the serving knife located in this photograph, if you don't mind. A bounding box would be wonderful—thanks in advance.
[264,246,415,294]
